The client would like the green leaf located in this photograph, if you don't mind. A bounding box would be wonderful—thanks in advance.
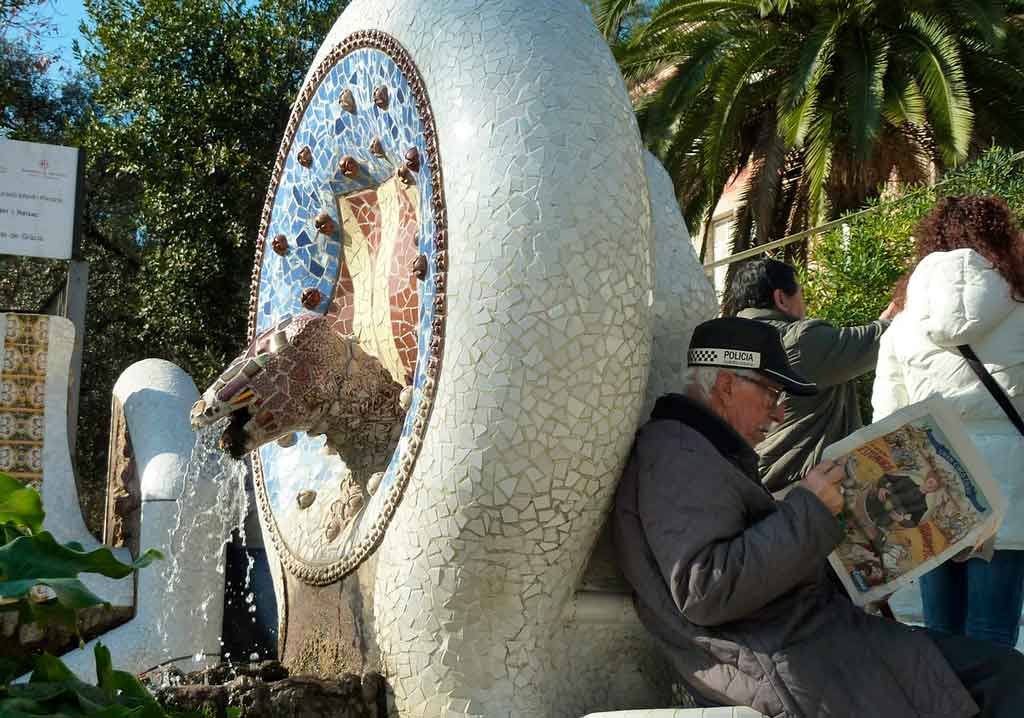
[882,71,926,126]
[94,643,115,702]
[0,646,185,717]
[0,472,44,534]
[902,12,973,163]
[0,532,162,583]
[29,654,78,684]
[842,32,890,157]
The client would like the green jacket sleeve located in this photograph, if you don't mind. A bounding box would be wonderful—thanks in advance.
[787,319,889,388]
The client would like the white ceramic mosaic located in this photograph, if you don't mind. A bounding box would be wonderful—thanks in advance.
[245,0,717,715]
[318,1,650,715]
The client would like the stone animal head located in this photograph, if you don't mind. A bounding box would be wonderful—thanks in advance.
[190,312,403,462]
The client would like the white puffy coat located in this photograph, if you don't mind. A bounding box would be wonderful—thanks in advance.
[873,248,1024,548]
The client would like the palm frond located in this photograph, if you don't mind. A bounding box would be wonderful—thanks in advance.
[616,22,732,85]
[731,113,787,254]
[638,0,760,40]
[704,33,781,201]
[882,69,926,126]
[803,105,834,226]
[595,0,646,42]
[842,32,890,158]
[757,0,792,16]
[902,12,973,163]
[777,13,841,146]
[952,0,1008,49]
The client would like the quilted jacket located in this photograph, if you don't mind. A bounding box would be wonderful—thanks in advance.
[612,394,977,718]
[872,248,1024,548]
[736,307,887,492]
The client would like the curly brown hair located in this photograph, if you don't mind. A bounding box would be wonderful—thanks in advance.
[893,195,1024,310]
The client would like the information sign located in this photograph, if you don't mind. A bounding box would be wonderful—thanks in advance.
[0,140,82,260]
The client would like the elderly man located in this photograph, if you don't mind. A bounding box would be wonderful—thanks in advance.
[613,317,1024,718]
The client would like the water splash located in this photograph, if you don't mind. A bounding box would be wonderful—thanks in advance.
[153,421,249,665]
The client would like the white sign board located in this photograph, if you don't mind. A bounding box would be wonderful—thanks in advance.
[0,139,80,260]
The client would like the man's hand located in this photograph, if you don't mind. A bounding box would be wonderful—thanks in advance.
[879,300,899,322]
[801,460,846,515]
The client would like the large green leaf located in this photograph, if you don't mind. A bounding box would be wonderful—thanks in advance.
[0,472,44,534]
[0,532,162,583]
[0,530,162,628]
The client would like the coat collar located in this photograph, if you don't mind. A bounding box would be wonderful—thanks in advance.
[737,306,797,324]
[650,393,761,481]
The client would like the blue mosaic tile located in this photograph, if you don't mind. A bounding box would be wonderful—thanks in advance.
[255,47,441,550]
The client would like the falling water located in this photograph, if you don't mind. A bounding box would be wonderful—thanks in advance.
[153,420,250,667]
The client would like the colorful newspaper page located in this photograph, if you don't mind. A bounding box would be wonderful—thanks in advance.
[821,397,1004,606]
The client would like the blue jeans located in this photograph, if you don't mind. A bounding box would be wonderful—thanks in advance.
[920,550,1024,648]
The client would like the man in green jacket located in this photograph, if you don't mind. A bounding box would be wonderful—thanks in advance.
[727,258,896,492]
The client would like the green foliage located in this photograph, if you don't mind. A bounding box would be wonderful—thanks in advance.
[0,642,192,717]
[0,531,162,630]
[0,471,44,535]
[601,0,1024,259]
[802,146,1024,324]
[0,471,162,632]
[0,473,182,716]
[78,0,343,380]
[799,146,1024,417]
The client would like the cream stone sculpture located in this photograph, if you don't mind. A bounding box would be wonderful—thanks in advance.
[192,0,717,715]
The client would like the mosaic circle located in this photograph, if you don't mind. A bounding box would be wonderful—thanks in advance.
[246,31,447,584]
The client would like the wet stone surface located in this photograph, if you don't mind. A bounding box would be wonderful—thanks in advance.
[148,661,387,718]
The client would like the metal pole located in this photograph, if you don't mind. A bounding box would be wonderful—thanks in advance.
[64,260,89,457]
[64,146,89,457]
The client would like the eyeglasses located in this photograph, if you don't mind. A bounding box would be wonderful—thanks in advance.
[734,374,785,409]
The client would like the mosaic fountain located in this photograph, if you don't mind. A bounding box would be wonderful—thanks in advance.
[188,0,718,714]
[34,0,720,715]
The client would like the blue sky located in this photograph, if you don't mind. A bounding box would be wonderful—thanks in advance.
[39,0,87,75]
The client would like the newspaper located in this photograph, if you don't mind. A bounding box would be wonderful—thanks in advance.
[819,397,1005,606]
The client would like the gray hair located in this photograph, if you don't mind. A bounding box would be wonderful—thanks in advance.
[681,365,763,402]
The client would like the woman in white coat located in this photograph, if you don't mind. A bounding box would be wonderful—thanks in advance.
[873,195,1024,647]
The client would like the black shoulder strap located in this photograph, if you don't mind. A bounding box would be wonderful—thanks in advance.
[958,344,1024,437]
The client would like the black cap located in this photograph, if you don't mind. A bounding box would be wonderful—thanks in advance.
[688,317,817,396]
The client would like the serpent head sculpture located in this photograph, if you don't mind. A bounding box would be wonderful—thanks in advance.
[192,1,717,715]
[189,313,404,475]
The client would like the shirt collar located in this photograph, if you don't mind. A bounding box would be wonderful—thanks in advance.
[736,307,797,323]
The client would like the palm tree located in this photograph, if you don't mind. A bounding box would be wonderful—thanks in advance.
[599,0,1024,259]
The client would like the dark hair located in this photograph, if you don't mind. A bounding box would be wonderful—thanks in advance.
[894,195,1024,310]
[723,258,800,316]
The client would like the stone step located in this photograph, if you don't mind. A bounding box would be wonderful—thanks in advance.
[583,709,766,717]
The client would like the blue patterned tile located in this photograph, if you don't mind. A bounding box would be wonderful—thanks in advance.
[255,47,441,549]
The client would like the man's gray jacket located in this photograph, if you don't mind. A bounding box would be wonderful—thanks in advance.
[612,394,976,718]
[736,307,887,491]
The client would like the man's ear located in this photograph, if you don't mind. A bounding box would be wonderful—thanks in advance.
[713,369,733,398]
[772,288,789,313]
